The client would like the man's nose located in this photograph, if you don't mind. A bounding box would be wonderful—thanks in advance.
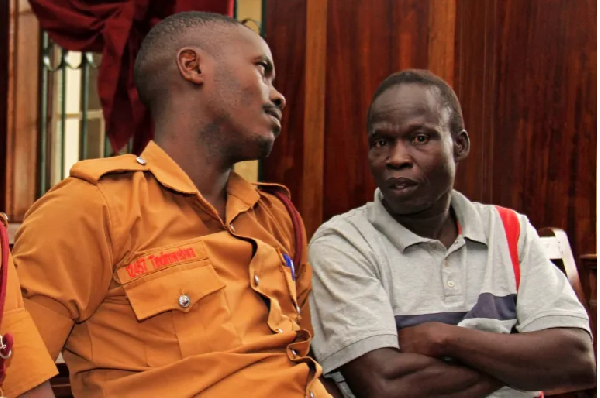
[386,142,413,169]
[270,86,286,110]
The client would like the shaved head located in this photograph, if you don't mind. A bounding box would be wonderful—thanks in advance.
[135,10,284,165]
[134,11,242,110]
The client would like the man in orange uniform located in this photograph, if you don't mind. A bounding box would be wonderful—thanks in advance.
[8,12,331,398]
[1,214,56,397]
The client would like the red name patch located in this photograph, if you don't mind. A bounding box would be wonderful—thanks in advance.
[125,247,197,278]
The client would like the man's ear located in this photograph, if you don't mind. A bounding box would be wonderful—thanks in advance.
[454,129,470,161]
[176,48,204,85]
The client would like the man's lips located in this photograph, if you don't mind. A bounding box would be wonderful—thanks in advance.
[264,107,282,123]
[387,177,419,190]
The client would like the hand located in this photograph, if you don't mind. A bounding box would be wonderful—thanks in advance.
[397,322,455,358]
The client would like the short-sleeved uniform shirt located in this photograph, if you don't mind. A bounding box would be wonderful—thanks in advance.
[9,141,329,398]
[2,249,57,397]
[309,189,590,398]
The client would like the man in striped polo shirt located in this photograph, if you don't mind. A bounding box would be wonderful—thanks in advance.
[308,69,595,398]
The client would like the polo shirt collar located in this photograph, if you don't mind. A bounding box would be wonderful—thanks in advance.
[367,188,488,252]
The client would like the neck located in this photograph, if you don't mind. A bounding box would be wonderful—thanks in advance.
[154,118,232,220]
[385,191,458,247]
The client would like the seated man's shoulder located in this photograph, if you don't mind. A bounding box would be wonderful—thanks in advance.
[311,204,372,245]
[69,154,147,186]
[26,155,146,218]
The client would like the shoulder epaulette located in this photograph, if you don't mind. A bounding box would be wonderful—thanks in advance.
[69,154,148,184]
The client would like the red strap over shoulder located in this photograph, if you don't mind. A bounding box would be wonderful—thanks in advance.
[271,192,304,270]
[495,206,521,291]
[495,207,545,398]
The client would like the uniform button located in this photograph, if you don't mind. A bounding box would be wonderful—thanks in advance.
[447,280,455,288]
[254,274,260,286]
[136,156,146,165]
[296,305,301,314]
[178,294,191,308]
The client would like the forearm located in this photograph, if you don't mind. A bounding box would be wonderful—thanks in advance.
[385,354,501,398]
[442,327,596,391]
[346,351,502,398]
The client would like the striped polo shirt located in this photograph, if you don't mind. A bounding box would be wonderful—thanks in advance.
[309,189,590,398]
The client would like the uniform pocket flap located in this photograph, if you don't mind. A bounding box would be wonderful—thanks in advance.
[124,261,225,321]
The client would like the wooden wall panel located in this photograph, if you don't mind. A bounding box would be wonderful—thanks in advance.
[5,0,40,221]
[487,0,596,259]
[427,0,456,85]
[262,0,307,216]
[453,0,497,203]
[301,0,327,237]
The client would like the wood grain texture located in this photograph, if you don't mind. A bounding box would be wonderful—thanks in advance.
[487,0,596,260]
[301,0,327,237]
[453,0,497,203]
[427,0,456,85]
[5,0,40,221]
[261,0,307,216]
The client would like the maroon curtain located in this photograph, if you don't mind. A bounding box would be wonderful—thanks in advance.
[29,0,235,154]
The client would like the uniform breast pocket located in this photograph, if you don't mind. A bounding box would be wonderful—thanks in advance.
[122,260,242,367]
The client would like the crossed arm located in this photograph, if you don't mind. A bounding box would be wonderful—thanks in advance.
[340,347,502,398]
[396,322,596,392]
[338,323,595,398]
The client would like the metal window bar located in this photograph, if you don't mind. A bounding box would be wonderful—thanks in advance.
[39,32,106,196]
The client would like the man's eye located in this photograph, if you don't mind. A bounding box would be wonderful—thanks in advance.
[257,62,268,75]
[373,139,388,148]
[412,134,430,145]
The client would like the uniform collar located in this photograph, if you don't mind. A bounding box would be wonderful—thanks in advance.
[139,141,261,218]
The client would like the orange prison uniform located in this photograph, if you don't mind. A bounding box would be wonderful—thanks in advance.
[1,249,57,397]
[10,141,330,398]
